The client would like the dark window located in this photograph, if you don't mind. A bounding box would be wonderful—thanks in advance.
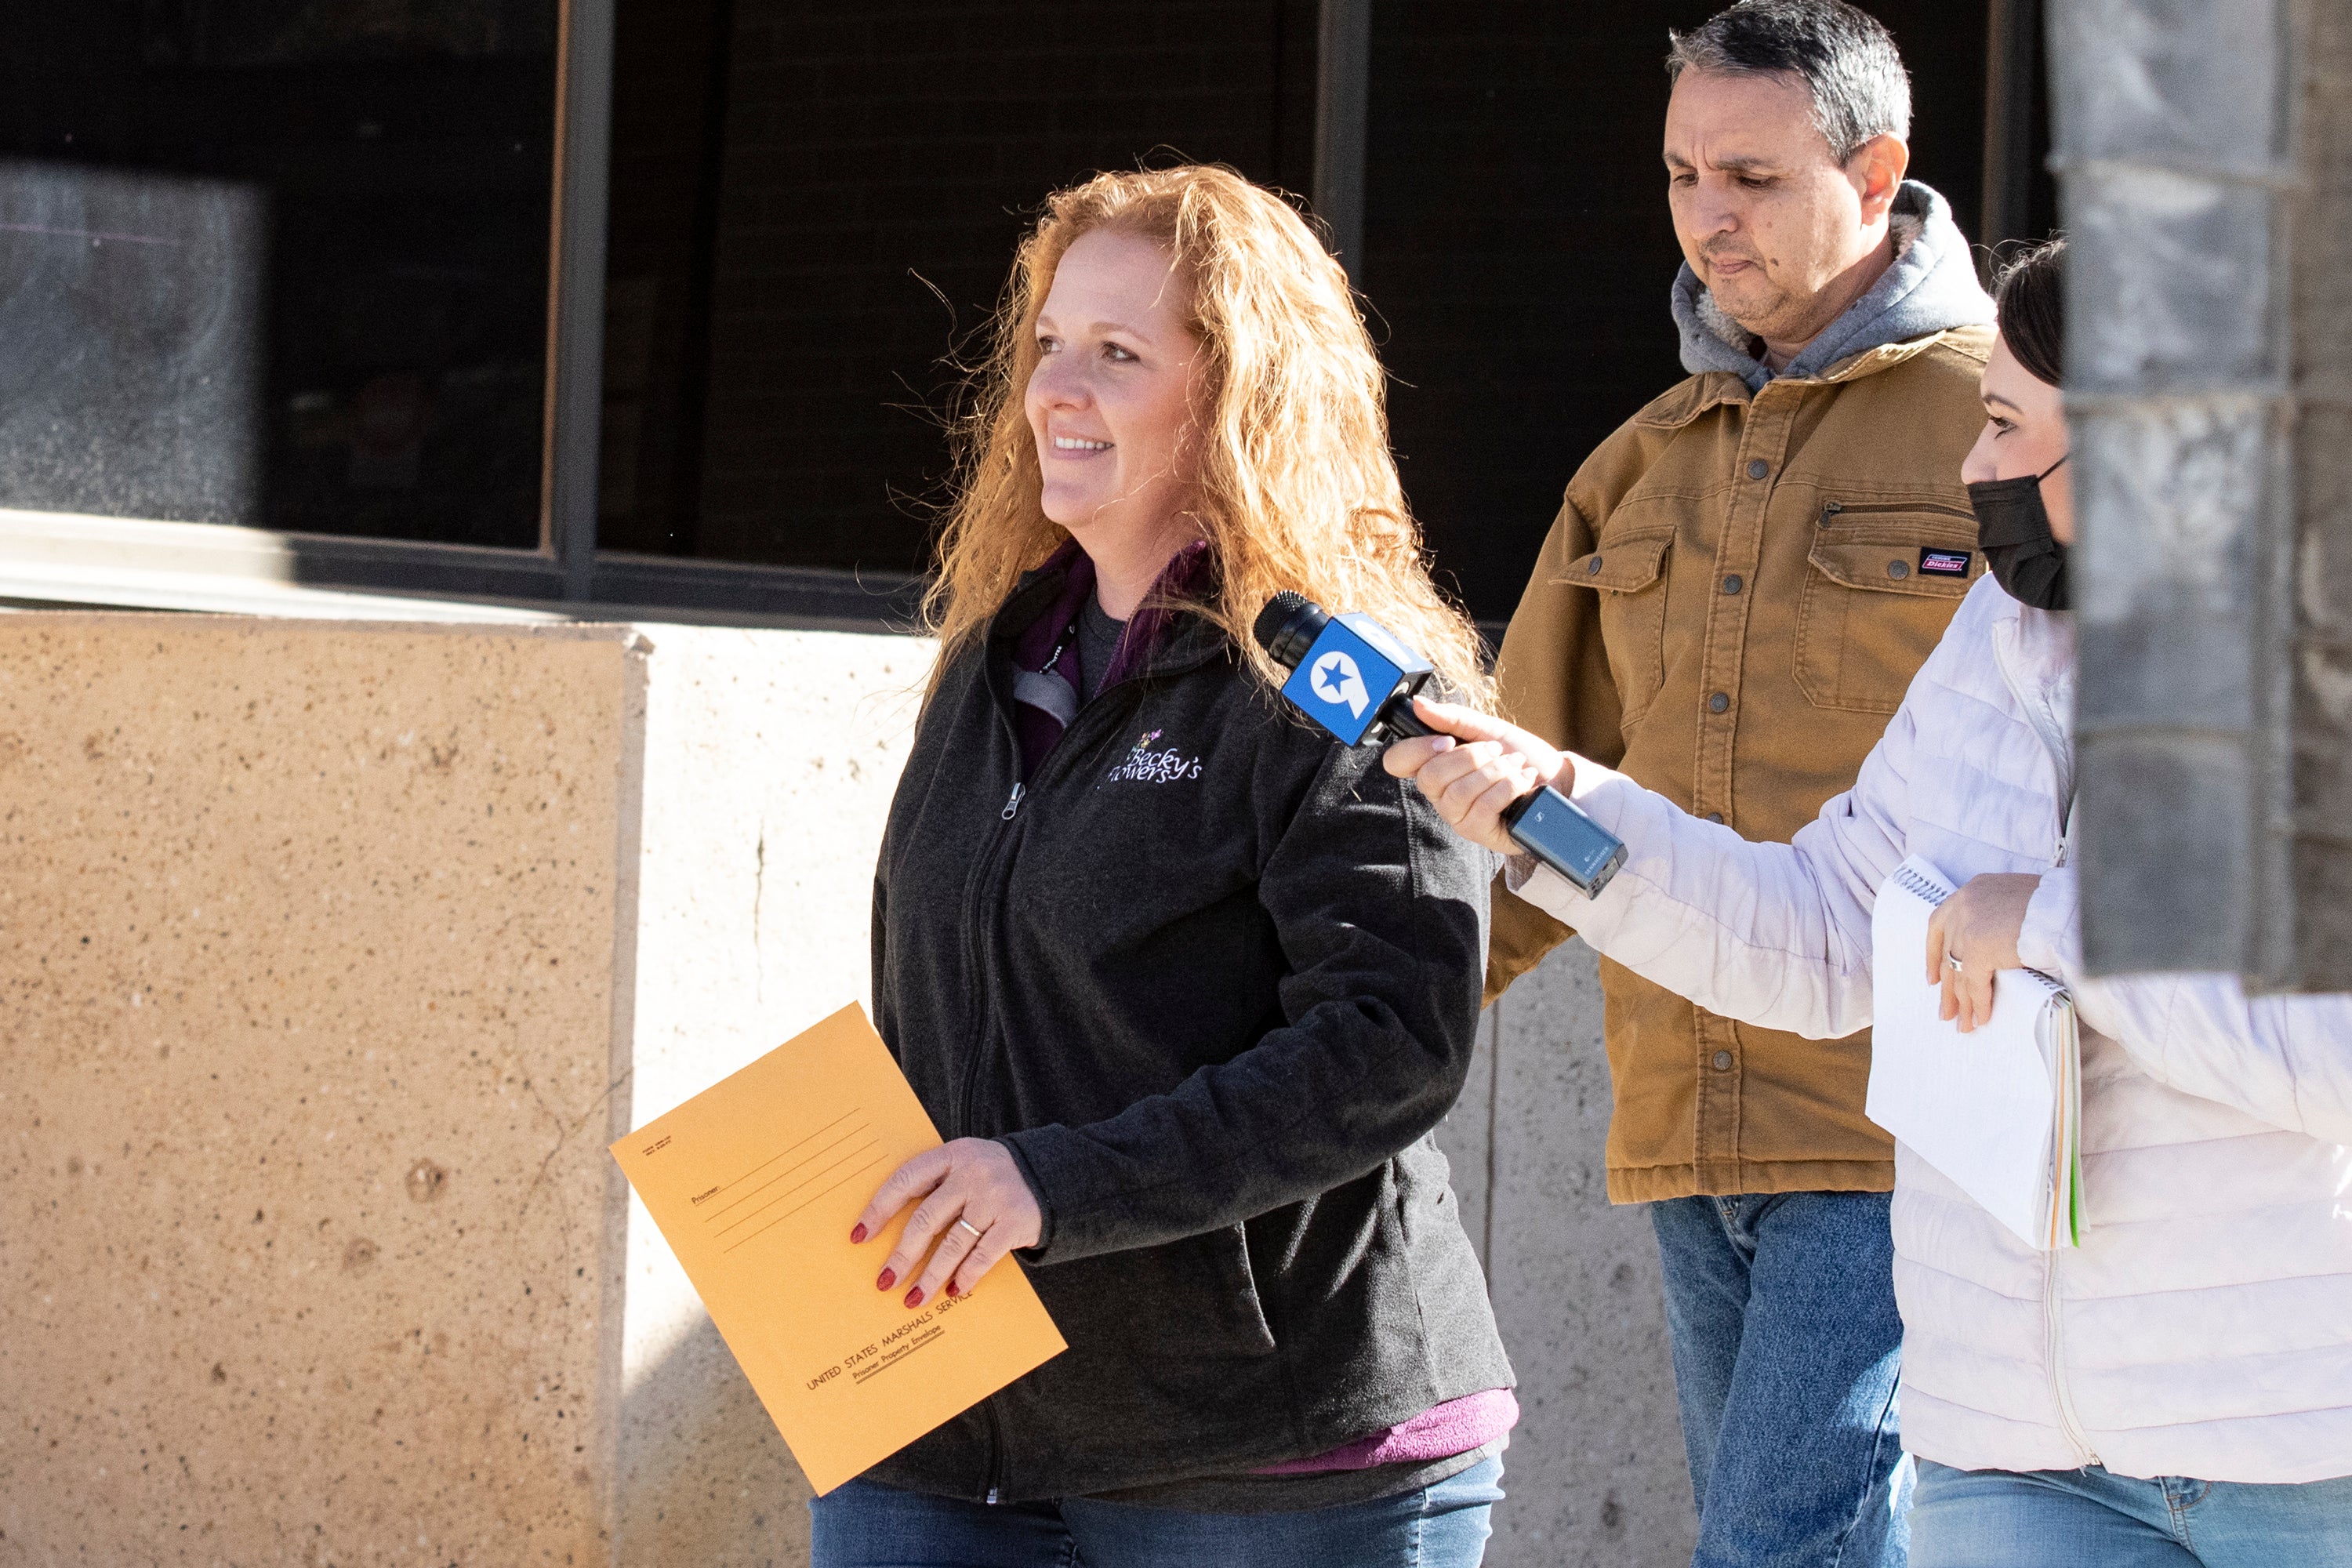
[0,2,2041,629]
[0,3,559,549]
[598,0,1319,571]
[599,1,2017,622]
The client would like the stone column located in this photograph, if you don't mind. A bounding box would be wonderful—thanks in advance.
[0,612,924,1566]
[1439,941,1695,1568]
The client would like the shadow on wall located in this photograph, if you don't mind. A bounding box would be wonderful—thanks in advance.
[621,1312,814,1566]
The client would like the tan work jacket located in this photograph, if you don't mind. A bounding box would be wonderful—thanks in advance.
[1490,324,1994,1203]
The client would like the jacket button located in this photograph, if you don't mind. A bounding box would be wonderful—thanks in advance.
[1708,691,1730,713]
[1704,811,1724,823]
[1712,1050,1734,1071]
[1746,459,1769,480]
[1721,575,1743,594]
[1588,556,1604,575]
[1887,559,1911,579]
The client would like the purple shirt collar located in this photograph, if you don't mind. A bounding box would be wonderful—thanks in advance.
[1007,538,1214,779]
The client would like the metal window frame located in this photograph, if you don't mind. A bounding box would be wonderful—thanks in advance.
[1980,0,2043,253]
[0,0,921,633]
[1313,0,1371,282]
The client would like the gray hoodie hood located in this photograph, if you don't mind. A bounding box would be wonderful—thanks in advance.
[1671,180,1993,393]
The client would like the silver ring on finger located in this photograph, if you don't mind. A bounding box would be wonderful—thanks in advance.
[1947,954,1965,974]
[952,1218,985,1243]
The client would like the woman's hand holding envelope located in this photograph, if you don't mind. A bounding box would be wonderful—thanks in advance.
[852,1139,1044,1311]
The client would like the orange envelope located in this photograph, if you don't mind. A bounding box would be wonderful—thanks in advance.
[611,1002,1067,1494]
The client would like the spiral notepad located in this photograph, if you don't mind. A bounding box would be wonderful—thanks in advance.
[1868,856,2083,1250]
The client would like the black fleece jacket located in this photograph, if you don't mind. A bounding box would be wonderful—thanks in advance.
[868,563,1512,1502]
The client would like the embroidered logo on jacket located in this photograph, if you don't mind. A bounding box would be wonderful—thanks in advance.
[1105,728,1203,784]
[1918,547,1973,578]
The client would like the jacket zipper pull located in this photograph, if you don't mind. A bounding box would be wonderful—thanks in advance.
[1000,782,1025,822]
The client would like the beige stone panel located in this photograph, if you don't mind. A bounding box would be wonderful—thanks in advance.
[614,626,928,1567]
[0,615,644,1567]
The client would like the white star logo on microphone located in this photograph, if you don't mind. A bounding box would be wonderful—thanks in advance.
[1310,650,1370,718]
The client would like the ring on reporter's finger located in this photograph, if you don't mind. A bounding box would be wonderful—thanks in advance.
[1946,954,1965,974]
[953,1218,985,1244]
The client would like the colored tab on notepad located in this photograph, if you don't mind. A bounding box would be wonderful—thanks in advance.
[611,1003,1066,1494]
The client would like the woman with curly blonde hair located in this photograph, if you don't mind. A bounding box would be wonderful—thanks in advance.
[826,165,1515,1565]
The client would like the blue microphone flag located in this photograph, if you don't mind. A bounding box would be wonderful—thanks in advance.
[1277,613,1436,746]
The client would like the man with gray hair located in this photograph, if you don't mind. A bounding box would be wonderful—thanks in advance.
[1483,2,1992,1563]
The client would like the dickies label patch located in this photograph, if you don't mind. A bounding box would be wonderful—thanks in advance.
[1918,548,1973,578]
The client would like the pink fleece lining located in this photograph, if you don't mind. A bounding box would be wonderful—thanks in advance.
[1252,1388,1519,1475]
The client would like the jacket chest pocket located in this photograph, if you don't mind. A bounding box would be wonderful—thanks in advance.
[1563,530,1675,725]
[1794,506,1983,714]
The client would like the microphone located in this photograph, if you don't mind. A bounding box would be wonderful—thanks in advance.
[1253,592,1627,898]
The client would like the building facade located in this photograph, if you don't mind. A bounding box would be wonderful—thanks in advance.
[0,5,2056,1565]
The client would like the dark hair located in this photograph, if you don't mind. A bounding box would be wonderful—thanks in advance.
[1665,0,1911,163]
[1992,238,2065,387]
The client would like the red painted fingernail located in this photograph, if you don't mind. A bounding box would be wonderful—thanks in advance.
[946,1281,960,1298]
[903,1287,924,1308]
[876,1269,895,1291]
[849,1223,867,1245]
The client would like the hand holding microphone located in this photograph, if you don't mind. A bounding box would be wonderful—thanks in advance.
[1381,699,1573,858]
[1254,593,1624,896]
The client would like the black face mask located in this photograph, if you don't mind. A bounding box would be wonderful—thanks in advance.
[1966,453,2071,612]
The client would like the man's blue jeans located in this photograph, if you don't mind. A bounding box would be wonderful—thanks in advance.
[1908,1459,2352,1566]
[809,1454,1504,1567]
[1650,1191,1909,1567]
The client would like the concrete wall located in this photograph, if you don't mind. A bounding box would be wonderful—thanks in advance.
[1446,945,1694,1568]
[613,625,927,1565]
[0,615,645,1566]
[0,611,1685,1566]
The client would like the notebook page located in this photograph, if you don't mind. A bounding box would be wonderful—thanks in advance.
[1867,856,2071,1250]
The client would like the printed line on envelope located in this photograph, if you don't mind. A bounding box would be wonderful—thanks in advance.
[719,1146,891,1254]
[710,1122,881,1236]
[699,1109,865,1221]
[852,1324,946,1385]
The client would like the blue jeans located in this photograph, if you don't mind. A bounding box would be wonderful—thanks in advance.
[1909,1460,2352,1566]
[1650,1191,1909,1568]
[808,1454,1503,1567]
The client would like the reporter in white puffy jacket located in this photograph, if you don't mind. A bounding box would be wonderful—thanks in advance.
[1388,238,2352,1566]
